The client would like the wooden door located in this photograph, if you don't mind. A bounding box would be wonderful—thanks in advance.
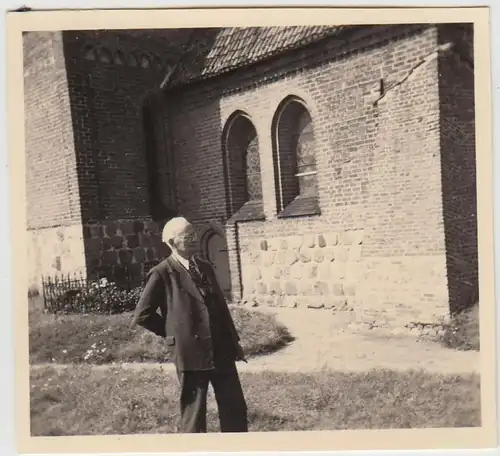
[206,232,231,297]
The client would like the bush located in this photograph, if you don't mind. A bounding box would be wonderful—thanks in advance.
[439,303,479,351]
[47,278,143,315]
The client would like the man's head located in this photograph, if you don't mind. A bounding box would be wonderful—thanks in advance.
[162,217,199,259]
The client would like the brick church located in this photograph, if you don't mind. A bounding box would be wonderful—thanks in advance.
[24,24,477,328]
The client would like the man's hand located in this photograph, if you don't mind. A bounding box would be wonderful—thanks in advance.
[236,343,248,363]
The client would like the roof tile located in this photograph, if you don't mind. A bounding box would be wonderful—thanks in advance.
[169,26,345,87]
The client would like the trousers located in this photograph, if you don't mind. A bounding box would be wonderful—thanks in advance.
[176,362,248,433]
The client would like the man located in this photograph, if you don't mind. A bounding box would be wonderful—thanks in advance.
[131,217,248,433]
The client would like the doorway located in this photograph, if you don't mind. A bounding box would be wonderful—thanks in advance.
[204,231,232,298]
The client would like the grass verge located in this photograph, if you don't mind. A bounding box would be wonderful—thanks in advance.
[30,365,481,436]
[29,305,294,364]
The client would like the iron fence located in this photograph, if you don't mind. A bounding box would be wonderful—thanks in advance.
[41,261,159,314]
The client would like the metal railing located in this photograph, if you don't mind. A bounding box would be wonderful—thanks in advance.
[41,261,158,314]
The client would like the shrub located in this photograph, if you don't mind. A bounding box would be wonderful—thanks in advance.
[439,303,479,351]
[47,278,143,315]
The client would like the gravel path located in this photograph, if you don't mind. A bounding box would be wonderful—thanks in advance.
[31,306,479,375]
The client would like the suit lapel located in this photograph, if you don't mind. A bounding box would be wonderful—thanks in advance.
[168,255,204,303]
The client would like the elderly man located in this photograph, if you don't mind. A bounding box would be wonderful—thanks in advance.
[131,217,248,434]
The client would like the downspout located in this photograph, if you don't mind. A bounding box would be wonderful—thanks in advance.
[231,219,244,303]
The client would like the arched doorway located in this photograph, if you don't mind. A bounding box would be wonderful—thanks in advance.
[204,231,232,298]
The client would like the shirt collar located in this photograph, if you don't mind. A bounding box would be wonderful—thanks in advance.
[171,250,190,270]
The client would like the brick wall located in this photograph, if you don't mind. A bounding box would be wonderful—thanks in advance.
[24,31,82,229]
[63,31,167,223]
[437,23,478,314]
[166,25,460,327]
[61,31,183,279]
[25,25,477,326]
[23,32,86,288]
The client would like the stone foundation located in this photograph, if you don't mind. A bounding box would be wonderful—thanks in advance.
[239,230,364,310]
[83,219,170,283]
[239,230,450,328]
[27,224,87,291]
[356,255,449,326]
[28,219,171,292]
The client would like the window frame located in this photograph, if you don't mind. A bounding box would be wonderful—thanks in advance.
[222,111,266,223]
[272,96,321,219]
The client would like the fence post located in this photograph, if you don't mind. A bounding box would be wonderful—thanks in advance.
[41,275,46,311]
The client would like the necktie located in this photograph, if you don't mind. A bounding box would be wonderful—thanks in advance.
[189,259,205,291]
[188,259,198,279]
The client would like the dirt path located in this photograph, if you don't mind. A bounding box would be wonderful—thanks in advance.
[32,307,479,375]
[237,307,479,374]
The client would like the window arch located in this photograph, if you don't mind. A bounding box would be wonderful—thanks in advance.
[223,112,264,221]
[272,96,320,218]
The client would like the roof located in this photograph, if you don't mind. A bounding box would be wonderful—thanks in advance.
[167,26,347,87]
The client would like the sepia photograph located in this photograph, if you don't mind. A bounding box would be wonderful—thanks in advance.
[6,5,497,454]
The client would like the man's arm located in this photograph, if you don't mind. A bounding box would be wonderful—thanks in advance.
[131,270,166,337]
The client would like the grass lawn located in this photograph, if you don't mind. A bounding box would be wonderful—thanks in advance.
[30,365,481,436]
[29,304,294,364]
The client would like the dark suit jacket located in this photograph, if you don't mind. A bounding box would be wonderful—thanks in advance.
[131,254,242,371]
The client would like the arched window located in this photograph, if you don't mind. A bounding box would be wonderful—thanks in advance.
[223,112,264,221]
[272,97,320,218]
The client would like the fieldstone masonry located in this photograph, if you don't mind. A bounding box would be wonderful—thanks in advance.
[238,229,450,330]
[240,230,364,311]
[27,225,87,292]
[83,220,170,282]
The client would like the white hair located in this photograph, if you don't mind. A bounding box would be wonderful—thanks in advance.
[162,217,192,244]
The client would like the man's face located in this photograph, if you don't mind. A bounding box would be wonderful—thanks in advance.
[172,224,199,258]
